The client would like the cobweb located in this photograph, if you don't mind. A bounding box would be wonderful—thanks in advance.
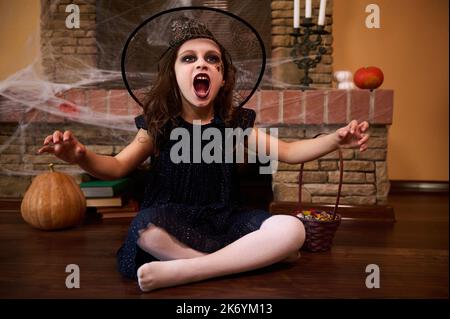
[0,0,334,180]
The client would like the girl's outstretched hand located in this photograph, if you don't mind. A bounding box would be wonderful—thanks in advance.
[335,120,369,152]
[37,130,87,164]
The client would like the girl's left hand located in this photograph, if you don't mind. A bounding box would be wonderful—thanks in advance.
[336,120,369,152]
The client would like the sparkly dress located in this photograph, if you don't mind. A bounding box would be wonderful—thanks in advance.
[117,108,272,279]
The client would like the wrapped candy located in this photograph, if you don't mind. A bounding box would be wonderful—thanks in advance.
[297,209,334,222]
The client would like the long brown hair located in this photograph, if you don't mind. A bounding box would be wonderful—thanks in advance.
[142,40,239,154]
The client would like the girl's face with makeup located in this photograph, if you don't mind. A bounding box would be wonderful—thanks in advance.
[174,38,225,109]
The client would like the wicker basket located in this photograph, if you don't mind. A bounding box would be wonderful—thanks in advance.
[294,135,343,252]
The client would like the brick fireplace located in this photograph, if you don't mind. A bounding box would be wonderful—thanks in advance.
[0,85,393,205]
[0,0,393,207]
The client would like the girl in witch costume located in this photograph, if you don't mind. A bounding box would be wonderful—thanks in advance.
[37,11,369,292]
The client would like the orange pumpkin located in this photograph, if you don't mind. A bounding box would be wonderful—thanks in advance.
[21,163,86,230]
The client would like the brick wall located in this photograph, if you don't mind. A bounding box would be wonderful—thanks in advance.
[40,0,334,86]
[274,126,389,205]
[0,87,140,197]
[0,121,135,197]
[0,88,393,206]
[40,0,97,83]
[250,88,392,205]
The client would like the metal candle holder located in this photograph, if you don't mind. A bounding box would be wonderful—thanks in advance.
[290,18,329,90]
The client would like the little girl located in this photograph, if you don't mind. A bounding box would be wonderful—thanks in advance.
[38,16,369,292]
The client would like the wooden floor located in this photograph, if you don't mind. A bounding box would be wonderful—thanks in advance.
[0,193,448,299]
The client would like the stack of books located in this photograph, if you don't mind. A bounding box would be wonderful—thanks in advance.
[95,199,140,219]
[80,178,140,219]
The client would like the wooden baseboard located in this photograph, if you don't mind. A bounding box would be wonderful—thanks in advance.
[390,180,449,194]
[269,201,396,222]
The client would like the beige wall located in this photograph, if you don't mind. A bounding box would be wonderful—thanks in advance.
[334,0,449,181]
[1,0,449,181]
[0,0,40,80]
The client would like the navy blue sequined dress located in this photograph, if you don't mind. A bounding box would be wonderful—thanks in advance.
[117,108,272,279]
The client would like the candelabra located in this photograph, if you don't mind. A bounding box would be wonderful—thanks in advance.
[290,18,329,90]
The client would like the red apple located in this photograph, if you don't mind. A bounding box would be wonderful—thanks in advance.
[353,66,384,90]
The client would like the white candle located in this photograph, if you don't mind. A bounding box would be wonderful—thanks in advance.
[305,0,312,18]
[293,0,300,28]
[318,0,327,25]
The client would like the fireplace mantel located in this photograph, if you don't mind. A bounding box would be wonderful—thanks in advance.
[0,87,393,205]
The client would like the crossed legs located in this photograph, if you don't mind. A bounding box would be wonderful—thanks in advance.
[136,214,305,292]
[137,224,207,261]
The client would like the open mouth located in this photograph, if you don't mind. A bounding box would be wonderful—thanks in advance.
[193,73,210,99]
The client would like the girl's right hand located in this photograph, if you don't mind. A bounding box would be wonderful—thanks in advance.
[37,130,87,164]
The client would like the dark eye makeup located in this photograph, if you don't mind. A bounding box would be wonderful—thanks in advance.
[179,52,221,64]
[181,55,196,63]
[205,54,220,63]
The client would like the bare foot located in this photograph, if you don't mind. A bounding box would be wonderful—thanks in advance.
[137,260,185,292]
